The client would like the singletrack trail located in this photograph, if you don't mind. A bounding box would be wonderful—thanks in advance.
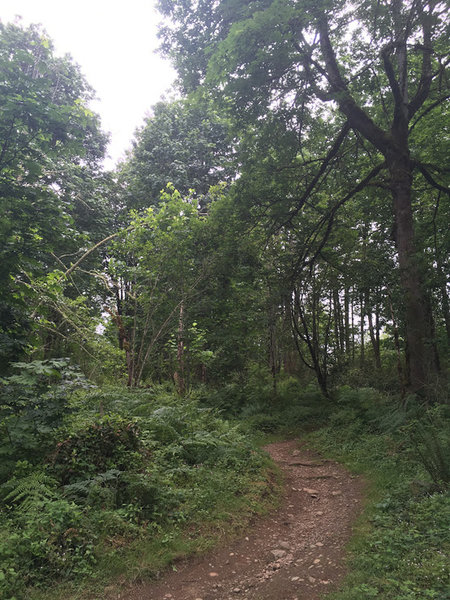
[113,439,364,600]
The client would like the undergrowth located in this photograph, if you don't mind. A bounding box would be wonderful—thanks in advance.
[308,386,450,600]
[2,365,448,600]
[0,384,278,600]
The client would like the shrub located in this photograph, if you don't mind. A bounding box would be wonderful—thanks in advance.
[49,414,141,484]
[0,385,274,598]
[0,359,92,482]
[310,388,450,600]
[0,491,96,598]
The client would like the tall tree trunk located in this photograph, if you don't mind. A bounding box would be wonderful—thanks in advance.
[268,305,278,394]
[291,287,329,398]
[387,288,406,399]
[365,290,381,369]
[375,299,380,358]
[433,193,450,343]
[282,294,297,374]
[344,286,351,358]
[359,295,365,367]
[106,306,133,386]
[174,300,185,395]
[351,290,355,362]
[333,288,341,363]
[389,151,438,393]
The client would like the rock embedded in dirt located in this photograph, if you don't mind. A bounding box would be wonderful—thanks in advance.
[270,549,286,559]
[303,487,319,496]
[289,460,324,467]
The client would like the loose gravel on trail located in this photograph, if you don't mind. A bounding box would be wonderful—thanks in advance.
[113,439,364,600]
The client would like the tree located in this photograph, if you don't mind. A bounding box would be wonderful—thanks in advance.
[119,97,234,211]
[157,0,449,395]
[106,186,207,387]
[0,22,108,369]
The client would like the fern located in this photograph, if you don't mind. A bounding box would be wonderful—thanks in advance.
[63,469,121,506]
[3,471,58,512]
[407,407,450,490]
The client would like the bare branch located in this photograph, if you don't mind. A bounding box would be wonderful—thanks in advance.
[414,162,450,194]
[282,121,351,227]
[317,13,391,153]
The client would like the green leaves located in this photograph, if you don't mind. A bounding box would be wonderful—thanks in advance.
[119,97,234,211]
[0,21,110,369]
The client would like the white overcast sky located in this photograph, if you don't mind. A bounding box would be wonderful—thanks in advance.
[0,0,176,168]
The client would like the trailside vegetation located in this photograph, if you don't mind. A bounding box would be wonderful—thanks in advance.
[0,4,449,599]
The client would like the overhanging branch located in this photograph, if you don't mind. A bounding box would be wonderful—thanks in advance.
[414,162,450,194]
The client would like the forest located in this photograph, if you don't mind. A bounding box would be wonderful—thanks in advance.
[0,1,449,598]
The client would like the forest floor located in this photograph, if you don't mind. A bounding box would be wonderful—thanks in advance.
[110,439,365,600]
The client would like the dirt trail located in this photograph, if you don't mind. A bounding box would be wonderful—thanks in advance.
[117,439,364,600]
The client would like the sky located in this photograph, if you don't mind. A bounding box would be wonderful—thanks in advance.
[0,0,176,168]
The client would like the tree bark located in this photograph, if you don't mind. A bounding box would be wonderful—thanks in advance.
[387,287,406,399]
[389,150,437,393]
[365,290,381,369]
[359,295,365,368]
[344,286,351,358]
[173,300,185,395]
[433,194,450,343]
[291,287,329,398]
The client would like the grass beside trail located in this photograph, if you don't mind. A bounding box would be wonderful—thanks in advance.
[307,388,450,600]
[3,378,449,600]
[29,465,281,600]
[2,386,281,600]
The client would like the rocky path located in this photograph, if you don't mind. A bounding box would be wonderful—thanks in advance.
[119,439,364,600]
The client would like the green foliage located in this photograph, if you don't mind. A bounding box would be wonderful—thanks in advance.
[0,359,91,481]
[310,387,450,600]
[0,466,96,599]
[0,22,108,368]
[204,372,329,433]
[120,97,233,210]
[2,470,58,512]
[50,415,141,484]
[0,385,273,599]
[0,497,96,595]
[403,405,450,490]
[106,184,210,386]
[1,2,449,598]
[63,469,121,508]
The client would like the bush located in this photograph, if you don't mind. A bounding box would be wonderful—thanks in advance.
[403,404,450,490]
[0,495,96,598]
[49,414,142,484]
